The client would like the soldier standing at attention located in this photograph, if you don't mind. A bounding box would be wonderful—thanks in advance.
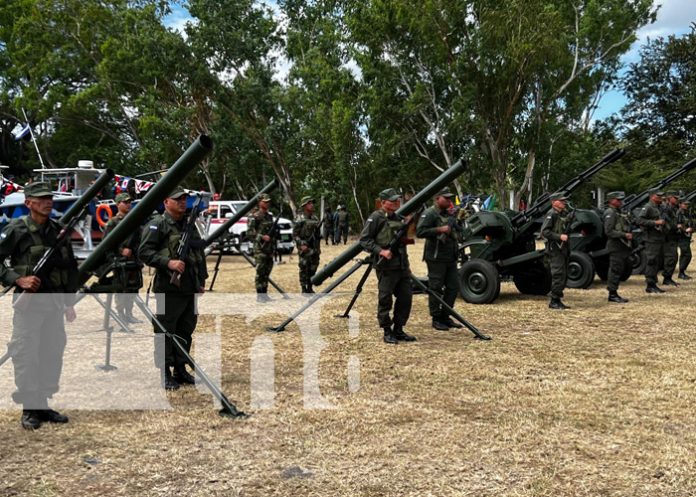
[322,205,334,245]
[247,193,277,302]
[359,188,416,344]
[677,199,693,280]
[603,191,632,303]
[416,187,463,331]
[293,196,321,294]
[103,192,142,323]
[0,182,77,430]
[140,187,208,390]
[661,192,681,286]
[636,189,667,293]
[541,193,572,310]
[334,205,349,245]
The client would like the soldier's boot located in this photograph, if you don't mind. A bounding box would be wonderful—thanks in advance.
[36,408,69,424]
[126,307,142,324]
[444,317,463,329]
[663,278,680,287]
[678,271,692,280]
[256,288,271,303]
[161,367,180,391]
[382,326,398,344]
[173,364,196,386]
[549,298,570,310]
[21,410,42,430]
[305,285,315,294]
[432,318,450,331]
[608,291,629,304]
[645,284,665,293]
[393,324,417,342]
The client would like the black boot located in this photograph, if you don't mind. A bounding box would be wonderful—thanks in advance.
[608,291,628,303]
[256,288,271,303]
[383,326,398,344]
[444,317,463,329]
[432,319,449,331]
[646,284,665,293]
[126,309,142,324]
[162,367,180,390]
[663,278,680,287]
[173,365,195,385]
[678,272,692,280]
[36,408,69,424]
[21,410,42,430]
[549,298,570,310]
[393,324,417,342]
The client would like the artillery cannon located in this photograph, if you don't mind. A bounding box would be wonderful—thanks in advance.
[457,149,625,303]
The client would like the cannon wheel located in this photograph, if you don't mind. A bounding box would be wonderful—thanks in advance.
[567,251,595,289]
[458,259,500,304]
[630,250,647,276]
[513,263,552,295]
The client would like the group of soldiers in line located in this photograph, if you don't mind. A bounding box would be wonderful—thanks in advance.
[321,204,350,246]
[540,189,693,310]
[3,179,694,429]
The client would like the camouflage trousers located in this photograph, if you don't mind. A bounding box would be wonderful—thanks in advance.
[255,253,274,292]
[678,237,692,273]
[298,251,320,289]
[662,237,678,280]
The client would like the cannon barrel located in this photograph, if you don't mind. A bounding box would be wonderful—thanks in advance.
[624,157,696,211]
[511,148,624,227]
[77,135,214,282]
[61,169,115,222]
[204,178,279,247]
[312,158,467,286]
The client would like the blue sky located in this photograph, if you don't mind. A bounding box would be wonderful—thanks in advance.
[164,0,696,122]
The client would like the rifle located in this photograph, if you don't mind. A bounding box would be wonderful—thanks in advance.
[169,195,204,288]
[263,214,281,253]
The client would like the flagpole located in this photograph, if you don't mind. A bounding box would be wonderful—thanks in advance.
[21,108,47,169]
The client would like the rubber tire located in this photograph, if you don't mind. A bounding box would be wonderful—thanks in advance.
[458,259,500,304]
[630,250,647,275]
[513,264,552,295]
[567,251,595,289]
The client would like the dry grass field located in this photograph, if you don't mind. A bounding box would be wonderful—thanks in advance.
[1,238,695,497]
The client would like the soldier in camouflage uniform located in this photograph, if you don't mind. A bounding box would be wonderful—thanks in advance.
[540,193,572,310]
[102,192,142,323]
[322,205,334,245]
[603,191,632,303]
[677,199,693,280]
[293,196,321,294]
[0,182,77,430]
[636,189,667,293]
[247,193,277,302]
[359,188,416,344]
[661,192,680,286]
[140,187,208,390]
[334,205,349,244]
[416,187,464,330]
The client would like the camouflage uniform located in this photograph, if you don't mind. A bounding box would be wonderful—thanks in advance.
[359,188,414,343]
[636,194,666,290]
[247,200,277,296]
[139,202,207,378]
[540,195,572,308]
[102,193,142,321]
[603,192,632,301]
[677,202,693,278]
[661,196,679,284]
[293,197,321,293]
[0,183,78,413]
[334,207,349,244]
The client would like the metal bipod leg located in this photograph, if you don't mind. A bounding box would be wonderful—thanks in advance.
[409,275,491,340]
[133,295,247,418]
[336,263,373,318]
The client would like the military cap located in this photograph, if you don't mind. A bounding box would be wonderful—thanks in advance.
[549,193,568,202]
[167,186,188,199]
[680,199,691,206]
[300,196,314,207]
[665,191,679,198]
[115,193,132,203]
[378,188,401,201]
[258,193,272,202]
[606,191,625,201]
[436,187,455,198]
[24,181,53,198]
[649,188,665,196]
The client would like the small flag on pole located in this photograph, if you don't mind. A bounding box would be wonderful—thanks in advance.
[12,123,31,141]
